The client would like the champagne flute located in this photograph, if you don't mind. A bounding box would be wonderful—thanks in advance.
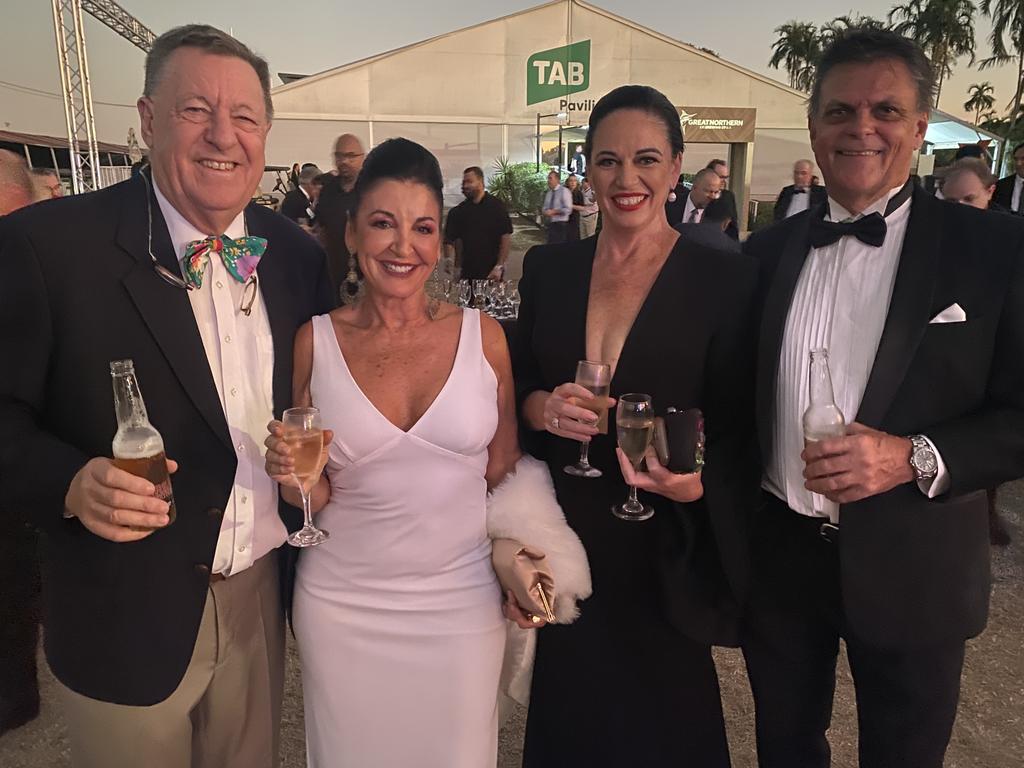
[508,281,521,319]
[458,280,472,307]
[613,393,655,521]
[284,407,330,547]
[564,360,612,478]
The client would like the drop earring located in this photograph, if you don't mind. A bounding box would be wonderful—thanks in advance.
[667,189,677,203]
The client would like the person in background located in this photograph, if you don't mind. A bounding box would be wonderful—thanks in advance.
[675,196,740,253]
[937,158,1015,547]
[706,159,739,239]
[30,167,63,200]
[578,176,599,238]
[279,164,321,227]
[317,133,366,303]
[565,173,583,241]
[0,148,43,737]
[541,170,573,244]
[773,159,828,221]
[289,162,300,190]
[444,166,513,280]
[569,145,586,176]
[666,167,722,226]
[992,141,1024,214]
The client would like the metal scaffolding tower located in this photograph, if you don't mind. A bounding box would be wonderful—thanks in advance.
[50,0,154,194]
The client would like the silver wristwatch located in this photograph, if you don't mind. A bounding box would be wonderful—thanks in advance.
[909,435,938,482]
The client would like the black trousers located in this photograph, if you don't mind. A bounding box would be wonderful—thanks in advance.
[742,494,966,768]
[546,221,569,244]
[0,512,41,729]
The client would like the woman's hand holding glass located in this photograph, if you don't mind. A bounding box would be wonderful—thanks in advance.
[615,446,704,504]
[264,421,334,497]
[544,383,617,442]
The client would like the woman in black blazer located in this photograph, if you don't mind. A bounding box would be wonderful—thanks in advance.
[512,85,760,767]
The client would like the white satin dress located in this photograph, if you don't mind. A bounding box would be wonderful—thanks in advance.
[293,309,506,768]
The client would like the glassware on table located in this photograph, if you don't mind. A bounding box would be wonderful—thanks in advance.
[564,360,612,478]
[472,279,488,310]
[613,393,655,521]
[490,280,508,318]
[508,281,521,319]
[458,280,472,307]
[284,406,330,547]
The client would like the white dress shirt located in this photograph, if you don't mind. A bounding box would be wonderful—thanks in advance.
[1012,175,1023,213]
[764,185,950,522]
[785,187,812,218]
[154,182,284,575]
[682,196,703,223]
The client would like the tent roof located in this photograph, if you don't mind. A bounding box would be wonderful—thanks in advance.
[926,108,1001,149]
[0,129,132,156]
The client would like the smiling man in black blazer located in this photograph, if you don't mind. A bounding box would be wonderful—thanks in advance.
[743,29,1024,768]
[0,25,331,768]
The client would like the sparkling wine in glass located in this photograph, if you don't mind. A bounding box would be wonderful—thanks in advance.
[564,360,612,479]
[613,393,655,521]
[284,407,330,547]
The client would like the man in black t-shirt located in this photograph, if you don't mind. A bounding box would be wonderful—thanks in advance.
[315,133,365,304]
[444,166,513,280]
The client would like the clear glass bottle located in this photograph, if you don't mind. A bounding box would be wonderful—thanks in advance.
[110,359,176,524]
[802,348,846,444]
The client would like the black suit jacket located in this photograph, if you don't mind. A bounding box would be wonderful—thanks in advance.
[512,236,760,645]
[279,187,314,224]
[0,176,333,705]
[772,184,828,222]
[992,174,1021,212]
[666,186,739,240]
[674,221,741,253]
[745,187,1024,649]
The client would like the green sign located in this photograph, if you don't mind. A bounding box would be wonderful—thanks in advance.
[526,40,591,106]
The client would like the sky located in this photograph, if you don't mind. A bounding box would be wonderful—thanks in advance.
[2,0,1020,131]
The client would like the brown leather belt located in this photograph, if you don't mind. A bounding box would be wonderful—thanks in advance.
[210,572,227,584]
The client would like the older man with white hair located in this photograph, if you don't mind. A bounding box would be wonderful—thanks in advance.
[773,159,828,221]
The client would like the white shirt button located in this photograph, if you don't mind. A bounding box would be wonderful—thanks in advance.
[241,495,248,504]
[230,387,238,397]
[216,280,224,290]
[237,444,245,452]
[224,335,232,344]
[238,545,247,553]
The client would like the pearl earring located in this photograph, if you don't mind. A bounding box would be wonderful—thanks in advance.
[667,190,677,203]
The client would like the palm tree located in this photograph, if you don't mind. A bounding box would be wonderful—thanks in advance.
[819,14,889,48]
[889,0,977,107]
[964,82,997,125]
[769,22,821,91]
[981,0,1024,171]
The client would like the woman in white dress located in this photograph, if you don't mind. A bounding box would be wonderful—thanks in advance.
[264,138,537,767]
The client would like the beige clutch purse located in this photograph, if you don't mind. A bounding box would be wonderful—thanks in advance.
[491,538,555,622]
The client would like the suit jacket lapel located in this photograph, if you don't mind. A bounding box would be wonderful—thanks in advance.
[248,210,294,418]
[855,188,939,427]
[756,208,816,460]
[116,176,233,451]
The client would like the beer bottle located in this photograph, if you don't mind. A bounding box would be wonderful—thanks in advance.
[802,348,846,444]
[110,359,176,524]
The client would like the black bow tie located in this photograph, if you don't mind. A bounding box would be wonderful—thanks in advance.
[807,180,915,249]
[809,212,886,248]
[793,187,808,194]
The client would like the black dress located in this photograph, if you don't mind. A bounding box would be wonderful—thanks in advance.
[512,235,760,767]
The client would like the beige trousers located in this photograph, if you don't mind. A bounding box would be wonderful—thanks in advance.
[59,553,285,768]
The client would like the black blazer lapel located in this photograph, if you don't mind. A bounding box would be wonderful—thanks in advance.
[774,187,793,222]
[756,208,816,459]
[248,209,296,418]
[116,177,232,451]
[855,188,940,427]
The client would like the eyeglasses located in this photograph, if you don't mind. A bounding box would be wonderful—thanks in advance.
[140,168,260,316]
[333,152,364,161]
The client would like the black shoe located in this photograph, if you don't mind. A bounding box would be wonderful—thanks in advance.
[0,688,40,737]
[990,510,1012,547]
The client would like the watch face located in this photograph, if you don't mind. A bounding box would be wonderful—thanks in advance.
[913,447,938,474]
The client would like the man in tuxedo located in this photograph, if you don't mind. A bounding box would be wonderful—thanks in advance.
[992,142,1024,213]
[665,167,721,227]
[773,159,828,222]
[0,24,331,768]
[707,158,740,239]
[674,196,740,253]
[278,163,321,225]
[743,28,1024,768]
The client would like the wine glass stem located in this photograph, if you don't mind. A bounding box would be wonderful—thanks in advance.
[301,486,314,529]
[578,440,591,467]
[628,485,639,507]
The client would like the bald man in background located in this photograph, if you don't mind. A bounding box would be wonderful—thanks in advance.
[773,159,828,221]
[316,133,365,304]
[0,147,44,736]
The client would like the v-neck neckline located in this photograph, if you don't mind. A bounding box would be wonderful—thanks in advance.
[581,235,681,386]
[328,309,469,435]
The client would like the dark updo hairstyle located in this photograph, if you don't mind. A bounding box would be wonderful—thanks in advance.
[350,137,444,216]
[583,85,684,162]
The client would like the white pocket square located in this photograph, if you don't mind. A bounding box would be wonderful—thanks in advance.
[929,303,967,324]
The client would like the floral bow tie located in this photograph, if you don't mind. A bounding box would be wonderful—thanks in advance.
[180,235,267,289]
